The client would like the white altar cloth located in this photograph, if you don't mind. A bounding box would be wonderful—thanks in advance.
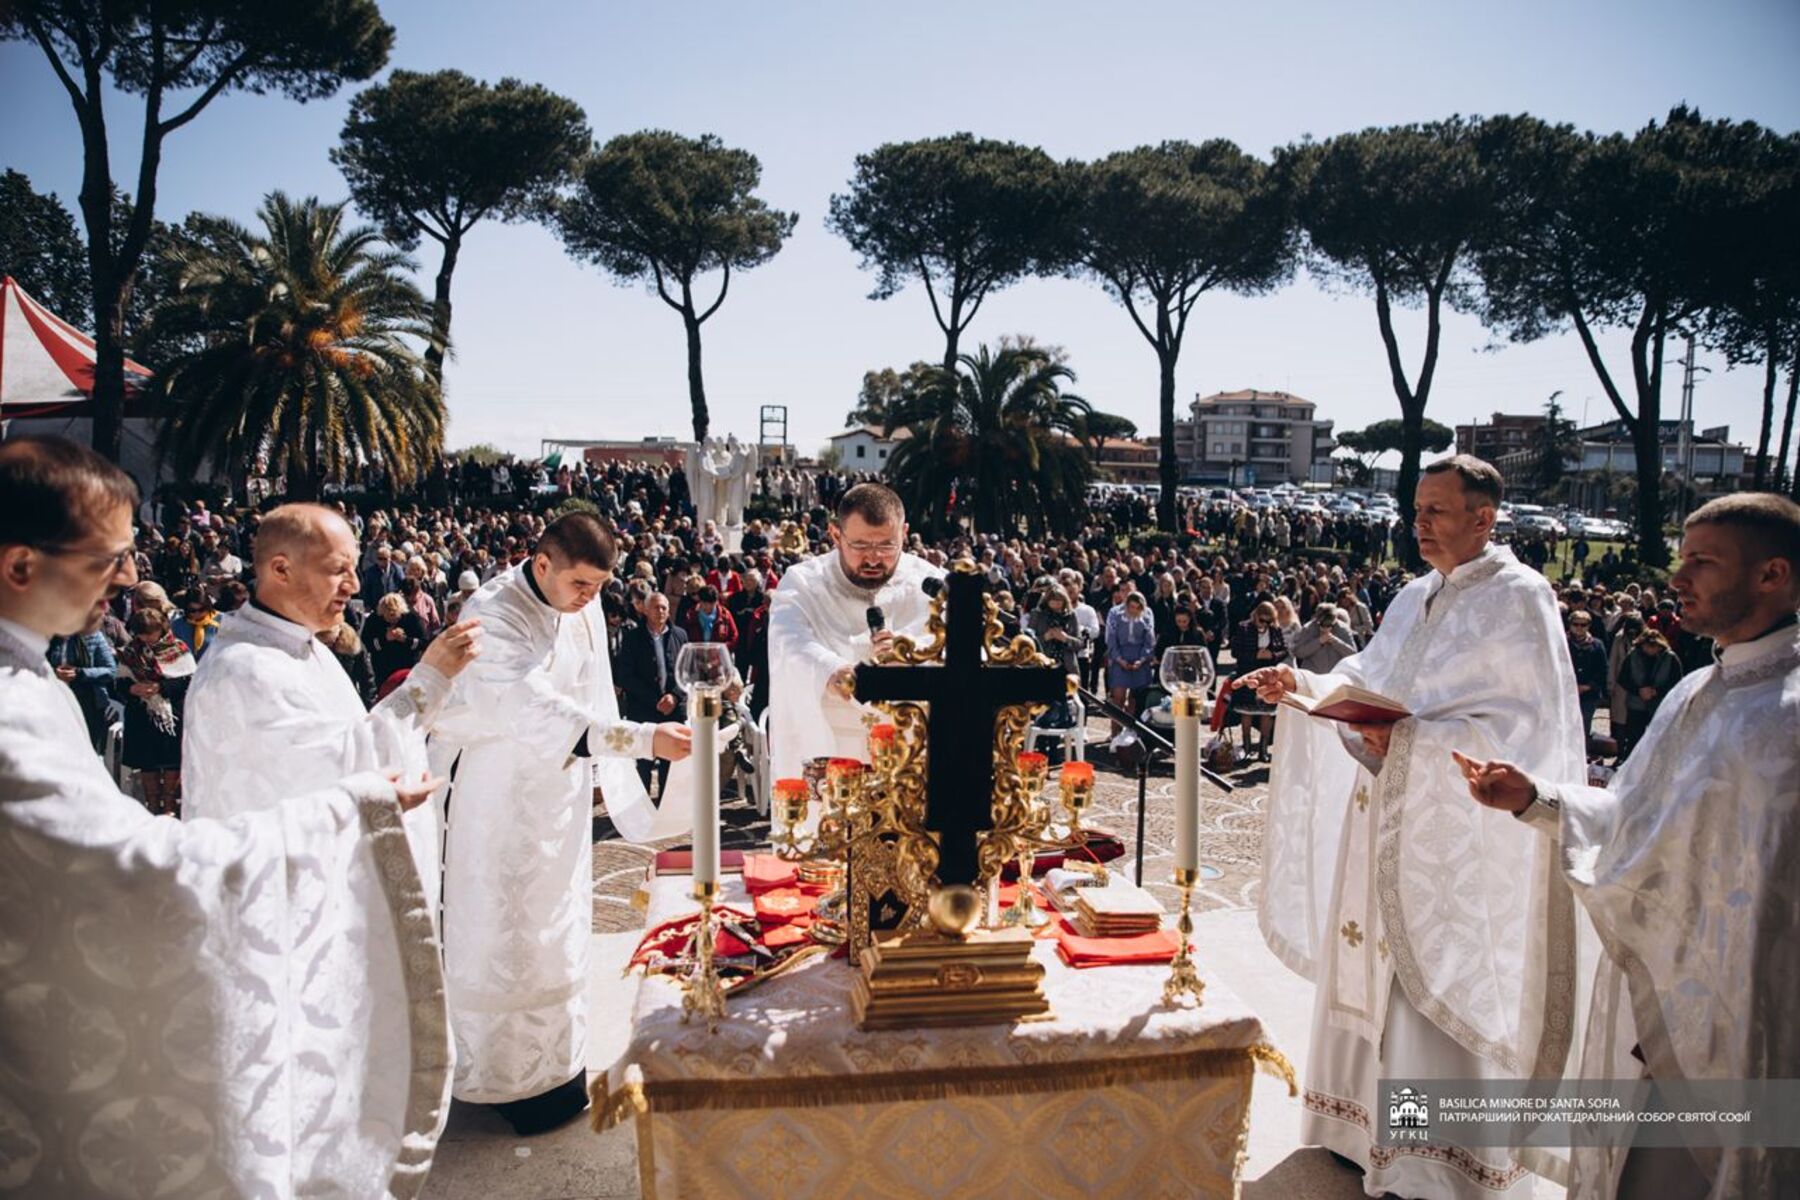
[598,875,1293,1199]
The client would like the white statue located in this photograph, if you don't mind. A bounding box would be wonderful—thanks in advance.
[684,436,758,552]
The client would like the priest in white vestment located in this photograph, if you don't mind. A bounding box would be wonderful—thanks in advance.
[768,482,942,780]
[0,437,452,1198]
[1245,456,1588,1198]
[431,512,691,1134]
[183,503,483,904]
[1460,493,1800,1200]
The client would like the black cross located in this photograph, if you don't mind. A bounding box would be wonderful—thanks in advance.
[854,570,1068,886]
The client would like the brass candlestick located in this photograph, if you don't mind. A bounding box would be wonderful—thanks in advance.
[1001,754,1051,929]
[772,778,810,858]
[682,878,728,1030]
[1162,866,1205,1007]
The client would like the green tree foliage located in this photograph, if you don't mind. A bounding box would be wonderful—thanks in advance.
[848,362,935,429]
[556,131,796,441]
[333,69,590,380]
[1691,130,1800,492]
[828,135,1068,372]
[0,169,88,318]
[1335,417,1454,484]
[1476,107,1781,565]
[2,0,393,462]
[1068,141,1295,531]
[882,344,1095,539]
[1532,392,1580,502]
[1072,410,1140,457]
[1282,118,1496,562]
[150,193,441,498]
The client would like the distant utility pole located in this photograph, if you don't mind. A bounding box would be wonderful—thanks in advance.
[1675,334,1697,524]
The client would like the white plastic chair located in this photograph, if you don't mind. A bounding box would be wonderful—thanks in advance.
[1024,692,1086,762]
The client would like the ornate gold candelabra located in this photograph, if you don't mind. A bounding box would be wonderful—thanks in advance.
[999,753,1051,929]
[681,878,728,1029]
[1162,866,1205,1006]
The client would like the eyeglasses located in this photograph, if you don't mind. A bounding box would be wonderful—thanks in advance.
[35,543,134,574]
[843,540,901,559]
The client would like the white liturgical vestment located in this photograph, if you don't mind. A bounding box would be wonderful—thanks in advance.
[0,624,451,1198]
[1261,543,1588,1197]
[431,565,656,1103]
[182,602,450,902]
[767,550,942,780]
[1522,621,1800,1200]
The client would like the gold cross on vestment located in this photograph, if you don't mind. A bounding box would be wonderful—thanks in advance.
[1354,787,1370,813]
[1341,920,1364,948]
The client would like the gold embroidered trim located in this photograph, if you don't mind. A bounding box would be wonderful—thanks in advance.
[592,1042,1291,1125]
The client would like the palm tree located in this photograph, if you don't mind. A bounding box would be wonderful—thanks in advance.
[883,344,1095,538]
[151,192,443,498]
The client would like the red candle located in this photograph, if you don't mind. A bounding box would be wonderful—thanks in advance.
[1060,761,1095,784]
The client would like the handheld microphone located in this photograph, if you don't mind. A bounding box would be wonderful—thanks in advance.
[866,606,886,635]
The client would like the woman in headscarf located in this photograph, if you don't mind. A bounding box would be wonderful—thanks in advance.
[116,605,196,815]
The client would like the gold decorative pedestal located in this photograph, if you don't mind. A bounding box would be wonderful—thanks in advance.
[852,884,1048,1030]
[1162,867,1205,1008]
[682,880,728,1031]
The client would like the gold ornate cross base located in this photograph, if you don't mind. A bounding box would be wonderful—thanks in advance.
[1162,867,1206,1008]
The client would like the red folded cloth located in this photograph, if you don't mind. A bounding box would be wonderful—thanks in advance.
[1054,921,1182,968]
[743,852,799,894]
[753,887,818,927]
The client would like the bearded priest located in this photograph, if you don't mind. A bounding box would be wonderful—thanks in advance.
[1242,455,1588,1199]
[182,503,483,904]
[768,482,942,780]
[431,512,691,1135]
[0,438,451,1197]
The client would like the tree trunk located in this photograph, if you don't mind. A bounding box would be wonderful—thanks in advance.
[684,311,709,442]
[1396,401,1427,568]
[76,93,126,463]
[1753,327,1777,490]
[1778,347,1792,496]
[1156,346,1179,534]
[1629,315,1670,568]
[1779,346,1799,497]
[941,322,961,376]
[424,234,460,381]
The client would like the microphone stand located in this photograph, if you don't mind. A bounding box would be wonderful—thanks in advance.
[1076,686,1233,886]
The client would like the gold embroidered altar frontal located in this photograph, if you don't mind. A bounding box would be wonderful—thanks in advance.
[597,878,1295,1199]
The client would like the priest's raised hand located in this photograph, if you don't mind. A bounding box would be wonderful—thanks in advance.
[420,615,484,677]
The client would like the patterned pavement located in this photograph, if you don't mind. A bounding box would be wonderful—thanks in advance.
[591,715,1273,934]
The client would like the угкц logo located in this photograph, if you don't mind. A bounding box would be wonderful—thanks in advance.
[1387,1085,1430,1139]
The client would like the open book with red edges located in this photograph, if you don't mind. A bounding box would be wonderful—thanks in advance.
[1278,683,1409,725]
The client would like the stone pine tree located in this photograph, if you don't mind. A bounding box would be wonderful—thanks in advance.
[555,131,795,442]
[333,69,590,381]
[828,134,1068,373]
[1476,108,1779,566]
[1068,141,1295,532]
[1,0,393,462]
[1281,119,1497,562]
[0,169,89,318]
[1695,129,1800,493]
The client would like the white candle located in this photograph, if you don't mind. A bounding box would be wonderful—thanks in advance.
[690,693,720,886]
[1174,698,1199,875]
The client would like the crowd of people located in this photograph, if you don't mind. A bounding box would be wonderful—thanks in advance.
[60,450,1698,816]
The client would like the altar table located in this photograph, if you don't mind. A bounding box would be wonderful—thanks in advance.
[596,876,1293,1200]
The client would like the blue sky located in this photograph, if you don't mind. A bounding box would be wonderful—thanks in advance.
[5,0,1798,461]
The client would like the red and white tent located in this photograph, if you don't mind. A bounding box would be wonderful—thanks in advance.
[1,275,171,490]
[0,275,154,417]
